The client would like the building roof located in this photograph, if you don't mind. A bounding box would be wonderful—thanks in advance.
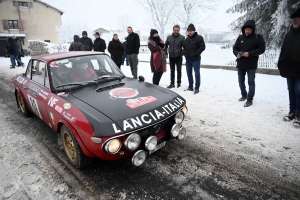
[37,0,64,15]
[0,33,26,38]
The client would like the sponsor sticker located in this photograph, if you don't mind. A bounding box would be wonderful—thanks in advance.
[63,103,71,109]
[48,97,58,107]
[28,84,40,97]
[48,111,55,125]
[62,111,76,122]
[109,88,139,99]
[57,92,69,97]
[126,96,157,109]
[38,89,49,100]
[27,94,42,119]
[112,97,185,133]
[17,76,24,84]
[55,105,63,113]
[23,80,27,85]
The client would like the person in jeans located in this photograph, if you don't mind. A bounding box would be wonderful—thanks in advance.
[278,8,300,127]
[7,37,24,69]
[182,24,205,94]
[165,25,185,88]
[126,26,140,78]
[233,20,265,107]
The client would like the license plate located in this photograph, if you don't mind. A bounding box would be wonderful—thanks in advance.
[149,141,166,154]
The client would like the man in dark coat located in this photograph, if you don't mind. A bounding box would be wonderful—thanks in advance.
[182,24,205,94]
[108,34,124,69]
[278,8,300,127]
[93,32,106,52]
[12,35,23,66]
[80,31,93,51]
[233,20,266,107]
[126,26,140,79]
[121,39,129,66]
[165,24,185,88]
[7,37,24,69]
[69,35,84,51]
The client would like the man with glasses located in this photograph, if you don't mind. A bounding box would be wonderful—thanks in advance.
[52,65,69,87]
[278,7,300,127]
[165,25,185,88]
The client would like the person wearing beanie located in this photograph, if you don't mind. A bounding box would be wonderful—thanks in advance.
[181,23,205,94]
[164,24,185,88]
[278,7,300,127]
[79,31,93,51]
[69,35,84,51]
[126,26,140,79]
[147,29,167,85]
[93,32,106,52]
[108,34,124,69]
[233,20,266,107]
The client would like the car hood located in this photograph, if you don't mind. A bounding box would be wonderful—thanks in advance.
[66,77,186,136]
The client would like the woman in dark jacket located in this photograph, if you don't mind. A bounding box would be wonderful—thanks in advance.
[108,34,124,69]
[69,35,84,51]
[147,29,167,85]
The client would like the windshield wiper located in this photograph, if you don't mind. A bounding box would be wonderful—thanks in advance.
[55,82,85,88]
[94,75,121,82]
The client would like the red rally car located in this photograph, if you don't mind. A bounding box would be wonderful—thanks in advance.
[12,52,188,168]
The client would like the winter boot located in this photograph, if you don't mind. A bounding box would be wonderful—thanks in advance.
[184,88,193,91]
[177,83,181,88]
[244,100,252,107]
[293,116,300,127]
[283,112,295,122]
[239,96,247,102]
[167,83,175,89]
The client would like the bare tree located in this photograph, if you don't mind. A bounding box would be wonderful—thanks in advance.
[137,0,178,39]
[117,15,135,31]
[173,0,218,32]
[56,23,92,44]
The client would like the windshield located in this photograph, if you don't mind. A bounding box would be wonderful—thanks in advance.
[49,54,124,89]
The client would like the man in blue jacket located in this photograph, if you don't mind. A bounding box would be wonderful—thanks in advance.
[7,37,24,69]
[80,31,93,51]
[233,20,265,107]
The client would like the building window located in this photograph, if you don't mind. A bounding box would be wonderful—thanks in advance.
[44,40,50,43]
[18,1,28,7]
[8,20,19,29]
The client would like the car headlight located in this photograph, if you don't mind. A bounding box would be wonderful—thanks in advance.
[182,105,188,116]
[105,138,121,154]
[174,111,184,124]
[145,136,157,151]
[125,133,141,151]
[171,124,181,137]
[177,127,187,141]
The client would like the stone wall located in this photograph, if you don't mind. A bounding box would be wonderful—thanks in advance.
[28,41,49,56]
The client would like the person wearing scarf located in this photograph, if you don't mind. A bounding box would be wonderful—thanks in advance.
[147,29,167,85]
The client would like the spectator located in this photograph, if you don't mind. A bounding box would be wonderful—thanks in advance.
[278,8,300,127]
[147,29,167,85]
[93,32,106,52]
[12,35,23,66]
[126,26,140,79]
[7,37,24,69]
[122,38,129,66]
[108,34,124,69]
[69,35,84,51]
[80,31,93,51]
[182,24,205,94]
[233,20,266,107]
[165,25,185,88]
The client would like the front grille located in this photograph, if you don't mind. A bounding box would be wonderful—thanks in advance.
[138,117,173,139]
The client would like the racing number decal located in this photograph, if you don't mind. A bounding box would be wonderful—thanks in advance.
[27,94,43,119]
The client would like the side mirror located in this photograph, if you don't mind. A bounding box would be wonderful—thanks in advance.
[138,76,145,82]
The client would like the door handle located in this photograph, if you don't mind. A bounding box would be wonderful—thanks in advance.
[23,85,28,89]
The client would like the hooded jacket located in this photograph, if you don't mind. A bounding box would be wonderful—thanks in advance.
[94,37,106,52]
[278,26,300,78]
[233,20,266,69]
[80,32,93,51]
[182,32,205,61]
[164,33,185,58]
[69,35,84,51]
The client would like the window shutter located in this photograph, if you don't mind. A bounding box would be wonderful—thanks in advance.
[19,20,24,31]
[3,20,8,30]
[13,1,18,7]
[28,2,33,8]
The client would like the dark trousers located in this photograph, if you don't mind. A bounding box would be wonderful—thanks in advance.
[287,78,300,116]
[153,72,163,85]
[238,68,256,101]
[17,54,22,65]
[169,56,182,84]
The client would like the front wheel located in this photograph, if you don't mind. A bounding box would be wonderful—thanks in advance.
[60,125,92,168]
[16,91,32,117]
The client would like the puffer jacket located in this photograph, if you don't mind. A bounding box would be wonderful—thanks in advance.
[164,33,185,58]
[182,32,205,61]
[69,35,84,51]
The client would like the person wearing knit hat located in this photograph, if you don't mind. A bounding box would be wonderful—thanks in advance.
[93,32,106,52]
[278,7,300,127]
[79,31,93,51]
[148,29,167,85]
[181,23,205,94]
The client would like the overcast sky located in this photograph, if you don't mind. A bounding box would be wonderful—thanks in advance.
[42,0,241,33]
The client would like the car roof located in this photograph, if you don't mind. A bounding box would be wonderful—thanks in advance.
[32,51,106,62]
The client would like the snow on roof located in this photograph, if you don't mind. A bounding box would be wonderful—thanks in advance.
[36,0,64,14]
[0,33,26,37]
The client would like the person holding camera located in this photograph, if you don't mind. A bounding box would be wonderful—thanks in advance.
[233,20,266,107]
[147,29,167,85]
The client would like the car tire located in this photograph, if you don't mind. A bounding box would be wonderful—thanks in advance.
[60,125,92,168]
[16,91,32,117]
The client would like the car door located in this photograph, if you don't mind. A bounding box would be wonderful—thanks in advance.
[23,59,52,125]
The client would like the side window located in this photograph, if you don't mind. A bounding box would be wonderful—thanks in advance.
[26,60,32,79]
[31,60,46,87]
[44,65,50,89]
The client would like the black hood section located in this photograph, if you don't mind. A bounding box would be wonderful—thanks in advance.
[242,20,256,35]
[63,77,186,137]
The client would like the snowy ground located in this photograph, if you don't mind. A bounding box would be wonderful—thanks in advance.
[0,55,299,199]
